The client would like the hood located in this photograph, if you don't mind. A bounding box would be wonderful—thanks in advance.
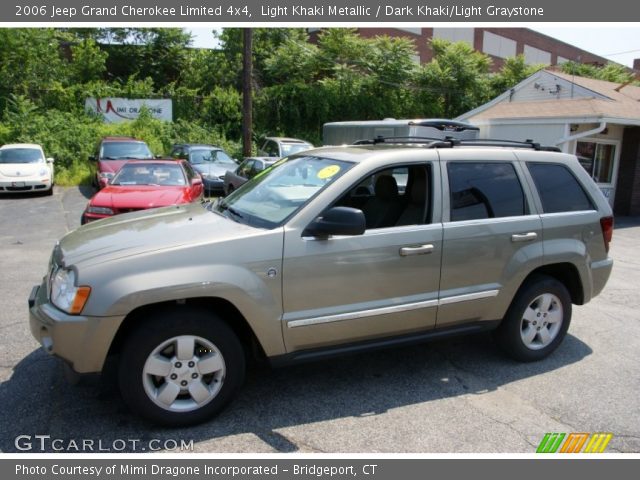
[91,186,186,210]
[193,163,232,178]
[59,202,258,266]
[0,163,45,177]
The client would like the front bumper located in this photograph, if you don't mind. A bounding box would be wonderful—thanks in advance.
[0,178,51,193]
[28,282,125,374]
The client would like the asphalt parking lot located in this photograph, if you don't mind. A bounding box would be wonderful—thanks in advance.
[0,186,638,453]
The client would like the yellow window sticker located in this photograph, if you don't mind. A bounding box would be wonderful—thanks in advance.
[317,165,341,180]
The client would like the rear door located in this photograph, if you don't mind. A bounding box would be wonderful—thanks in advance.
[437,149,543,327]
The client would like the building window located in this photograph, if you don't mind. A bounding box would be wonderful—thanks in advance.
[482,31,516,59]
[433,28,474,46]
[576,141,616,185]
[556,56,570,65]
[523,45,552,65]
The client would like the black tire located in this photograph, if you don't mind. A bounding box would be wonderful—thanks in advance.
[118,307,245,426]
[494,274,572,362]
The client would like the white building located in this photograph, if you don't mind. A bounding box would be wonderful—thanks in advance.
[457,69,640,215]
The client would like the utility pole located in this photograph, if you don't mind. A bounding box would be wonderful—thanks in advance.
[242,28,253,158]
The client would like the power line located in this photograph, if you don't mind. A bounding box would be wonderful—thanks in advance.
[601,48,640,57]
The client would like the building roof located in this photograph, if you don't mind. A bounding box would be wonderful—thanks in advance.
[459,69,640,125]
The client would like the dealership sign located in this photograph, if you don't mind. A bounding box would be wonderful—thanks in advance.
[85,98,172,123]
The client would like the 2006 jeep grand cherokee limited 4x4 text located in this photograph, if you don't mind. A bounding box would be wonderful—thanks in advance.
[28,137,613,426]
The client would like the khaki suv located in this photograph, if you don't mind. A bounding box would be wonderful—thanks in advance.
[28,138,614,426]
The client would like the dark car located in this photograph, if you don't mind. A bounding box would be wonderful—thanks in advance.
[170,144,238,196]
[90,137,155,189]
[223,157,278,195]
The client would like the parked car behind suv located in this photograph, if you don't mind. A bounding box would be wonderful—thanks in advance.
[29,137,613,426]
[91,137,154,189]
[258,137,313,158]
[223,156,278,195]
[170,144,238,195]
[0,143,54,195]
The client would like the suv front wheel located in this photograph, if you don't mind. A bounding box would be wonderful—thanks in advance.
[118,308,245,426]
[494,274,572,362]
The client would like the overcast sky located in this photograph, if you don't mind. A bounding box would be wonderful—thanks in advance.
[187,27,640,69]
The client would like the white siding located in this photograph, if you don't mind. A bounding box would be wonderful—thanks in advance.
[510,72,608,102]
[523,45,551,65]
[433,28,474,46]
[480,123,567,147]
[482,31,516,59]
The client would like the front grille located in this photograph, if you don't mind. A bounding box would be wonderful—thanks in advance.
[6,186,33,191]
[115,208,144,214]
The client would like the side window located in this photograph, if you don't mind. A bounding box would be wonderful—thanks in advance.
[448,162,526,221]
[182,161,195,181]
[528,163,594,213]
[335,165,431,229]
[238,160,254,177]
[265,141,279,157]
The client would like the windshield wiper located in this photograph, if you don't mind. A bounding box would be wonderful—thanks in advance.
[216,199,244,220]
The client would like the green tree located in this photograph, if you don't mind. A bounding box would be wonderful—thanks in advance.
[415,39,492,118]
[560,61,635,84]
[490,55,544,97]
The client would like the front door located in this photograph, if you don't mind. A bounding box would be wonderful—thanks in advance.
[281,163,443,352]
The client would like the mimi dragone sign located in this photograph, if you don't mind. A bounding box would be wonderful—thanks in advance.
[85,98,172,122]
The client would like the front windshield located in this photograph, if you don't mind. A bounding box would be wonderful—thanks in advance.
[281,143,312,156]
[101,142,153,160]
[111,163,186,186]
[190,149,237,167]
[0,148,43,164]
[214,156,352,228]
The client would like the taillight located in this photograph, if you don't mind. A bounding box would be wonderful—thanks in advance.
[600,216,614,253]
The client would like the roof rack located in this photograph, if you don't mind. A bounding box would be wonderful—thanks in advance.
[351,136,561,152]
[443,138,562,152]
[352,136,447,145]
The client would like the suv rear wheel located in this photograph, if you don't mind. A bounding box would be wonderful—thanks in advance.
[494,274,572,362]
[118,308,245,426]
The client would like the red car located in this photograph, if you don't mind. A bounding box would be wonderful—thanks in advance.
[90,137,155,189]
[82,160,204,224]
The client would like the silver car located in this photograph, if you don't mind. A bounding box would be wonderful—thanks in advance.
[223,157,277,195]
[29,139,613,426]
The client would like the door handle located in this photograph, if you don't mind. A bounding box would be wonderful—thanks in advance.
[511,232,538,242]
[400,244,434,256]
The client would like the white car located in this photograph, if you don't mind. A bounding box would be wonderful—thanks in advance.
[0,143,54,195]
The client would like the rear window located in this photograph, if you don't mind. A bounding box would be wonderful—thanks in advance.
[448,162,527,221]
[527,163,594,213]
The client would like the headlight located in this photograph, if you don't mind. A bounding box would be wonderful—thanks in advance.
[86,206,114,215]
[39,168,48,176]
[99,172,114,179]
[50,268,91,314]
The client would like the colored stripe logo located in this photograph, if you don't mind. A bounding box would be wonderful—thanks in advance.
[537,433,612,453]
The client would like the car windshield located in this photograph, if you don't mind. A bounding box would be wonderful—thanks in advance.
[281,143,312,156]
[190,149,236,166]
[0,148,43,164]
[101,142,153,160]
[214,155,352,228]
[111,163,186,186]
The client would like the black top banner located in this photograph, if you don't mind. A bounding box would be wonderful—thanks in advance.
[3,0,640,22]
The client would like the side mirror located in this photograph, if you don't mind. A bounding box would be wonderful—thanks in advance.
[303,207,366,238]
[192,177,203,186]
[46,157,54,163]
